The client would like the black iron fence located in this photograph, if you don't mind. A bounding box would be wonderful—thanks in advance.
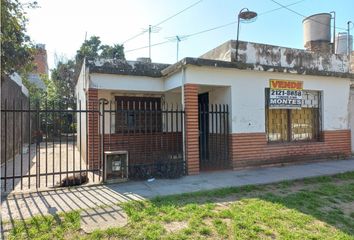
[1,97,230,193]
[102,100,185,180]
[1,100,101,192]
[199,104,230,170]
[1,99,186,192]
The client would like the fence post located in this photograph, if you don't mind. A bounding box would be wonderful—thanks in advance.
[36,100,40,189]
[100,98,108,182]
[4,100,7,191]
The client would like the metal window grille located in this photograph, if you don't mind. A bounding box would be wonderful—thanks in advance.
[114,96,162,133]
[265,89,322,142]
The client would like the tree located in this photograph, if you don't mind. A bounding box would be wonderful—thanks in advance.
[100,44,125,60]
[75,35,125,62]
[42,74,59,104]
[51,60,76,107]
[1,0,36,75]
[22,75,44,103]
[75,36,101,62]
[47,36,125,109]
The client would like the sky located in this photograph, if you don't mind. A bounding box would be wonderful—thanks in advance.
[22,0,354,71]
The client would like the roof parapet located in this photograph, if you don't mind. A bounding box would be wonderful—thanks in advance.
[200,40,351,74]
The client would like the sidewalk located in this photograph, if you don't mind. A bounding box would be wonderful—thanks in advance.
[2,159,354,222]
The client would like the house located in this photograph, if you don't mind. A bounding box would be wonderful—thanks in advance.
[75,39,354,181]
[350,54,354,153]
[1,73,30,164]
[28,44,48,89]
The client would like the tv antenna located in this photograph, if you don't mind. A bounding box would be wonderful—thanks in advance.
[142,25,162,59]
[166,35,188,62]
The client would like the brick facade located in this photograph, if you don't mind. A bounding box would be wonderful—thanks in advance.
[87,88,100,169]
[86,86,351,175]
[230,130,352,169]
[103,133,183,165]
[184,84,200,175]
[33,47,48,75]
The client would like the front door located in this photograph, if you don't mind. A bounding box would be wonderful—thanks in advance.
[198,93,231,171]
[198,93,209,169]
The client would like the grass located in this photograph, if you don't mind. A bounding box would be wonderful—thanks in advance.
[5,171,354,239]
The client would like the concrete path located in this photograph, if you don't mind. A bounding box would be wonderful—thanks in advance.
[1,142,99,192]
[2,159,354,223]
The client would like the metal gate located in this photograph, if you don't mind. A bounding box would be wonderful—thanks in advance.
[1,98,185,193]
[102,98,185,180]
[1,99,102,192]
[199,103,230,170]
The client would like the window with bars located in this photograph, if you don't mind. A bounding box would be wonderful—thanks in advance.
[265,89,322,142]
[115,96,162,133]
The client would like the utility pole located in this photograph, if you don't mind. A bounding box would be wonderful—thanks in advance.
[166,35,187,62]
[348,21,353,56]
[144,25,161,60]
[176,36,181,62]
[148,25,152,59]
[330,11,335,54]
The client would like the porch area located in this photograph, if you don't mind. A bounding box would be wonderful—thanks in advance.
[89,84,232,179]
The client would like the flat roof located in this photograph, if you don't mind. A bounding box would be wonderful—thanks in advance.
[162,57,354,79]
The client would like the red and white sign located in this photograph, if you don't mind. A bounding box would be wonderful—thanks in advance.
[269,80,303,109]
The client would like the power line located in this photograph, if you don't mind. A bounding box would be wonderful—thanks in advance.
[185,21,236,38]
[124,0,317,53]
[122,0,204,44]
[154,0,203,27]
[125,40,172,53]
[122,31,148,45]
[259,0,306,16]
[270,0,347,31]
[166,35,189,61]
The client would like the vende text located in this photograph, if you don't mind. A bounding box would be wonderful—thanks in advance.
[270,80,303,90]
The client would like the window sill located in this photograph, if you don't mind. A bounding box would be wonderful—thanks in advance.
[267,140,324,145]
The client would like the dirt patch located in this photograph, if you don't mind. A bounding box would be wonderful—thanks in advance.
[164,221,188,233]
[336,202,354,217]
[215,202,231,210]
[221,218,232,225]
[213,191,265,205]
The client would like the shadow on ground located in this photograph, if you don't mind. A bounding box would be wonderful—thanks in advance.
[1,185,144,239]
[2,165,354,239]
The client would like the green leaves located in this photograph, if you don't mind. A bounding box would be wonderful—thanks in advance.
[75,35,125,62]
[50,60,76,108]
[1,0,34,75]
[100,44,125,60]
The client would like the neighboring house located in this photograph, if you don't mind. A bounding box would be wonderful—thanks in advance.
[1,73,30,164]
[350,53,354,153]
[76,39,354,180]
[28,44,48,89]
[1,43,48,165]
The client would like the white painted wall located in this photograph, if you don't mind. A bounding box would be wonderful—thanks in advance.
[164,91,183,132]
[185,66,351,134]
[164,71,182,91]
[207,87,232,132]
[82,65,351,136]
[90,73,165,92]
[350,88,354,153]
[75,63,88,160]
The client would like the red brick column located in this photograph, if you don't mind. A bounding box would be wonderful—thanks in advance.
[184,84,200,175]
[87,88,100,169]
